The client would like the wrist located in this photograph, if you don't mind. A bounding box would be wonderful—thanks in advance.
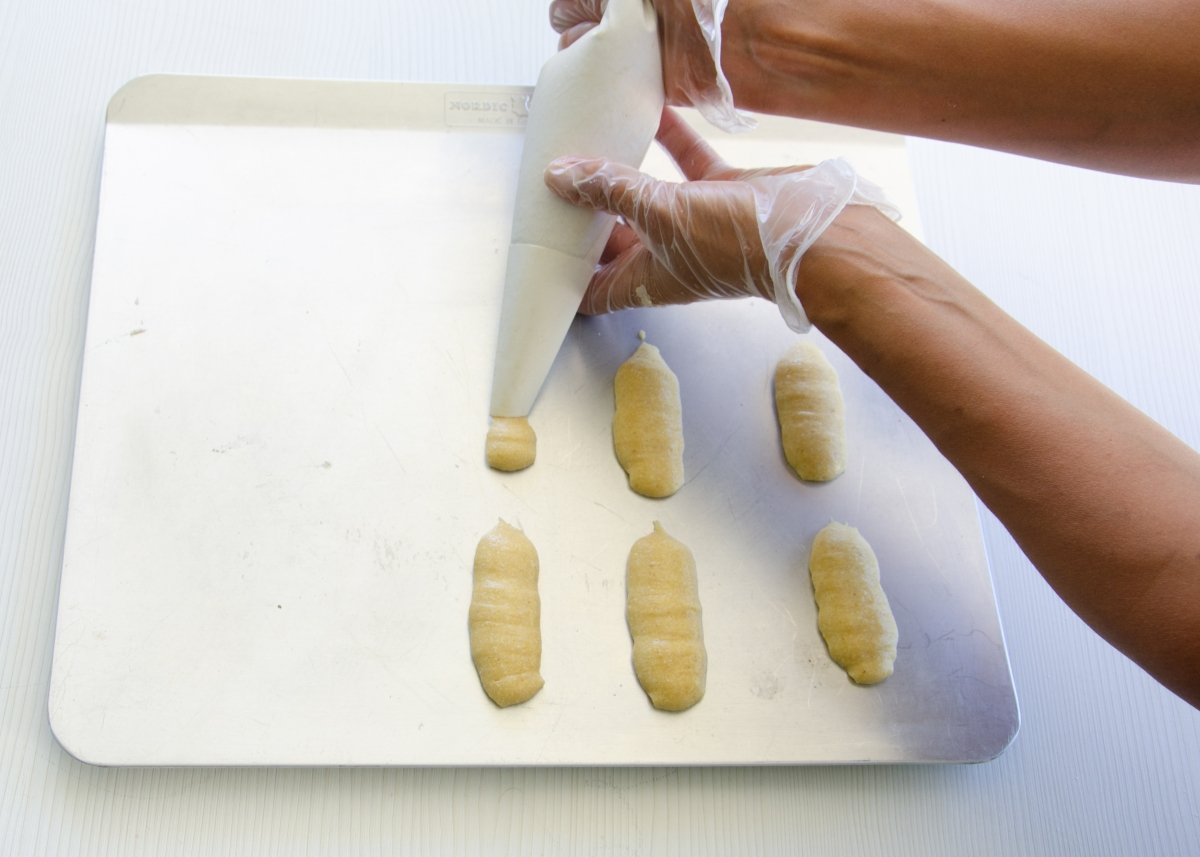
[717,0,799,113]
[720,0,876,119]
[793,205,911,334]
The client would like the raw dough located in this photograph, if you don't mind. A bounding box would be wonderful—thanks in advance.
[613,338,684,498]
[626,521,706,711]
[469,520,544,707]
[808,522,898,685]
[486,416,536,472]
[774,340,846,482]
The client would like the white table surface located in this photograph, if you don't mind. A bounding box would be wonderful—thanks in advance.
[1,0,1196,853]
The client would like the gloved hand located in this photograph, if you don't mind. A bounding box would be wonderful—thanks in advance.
[549,0,752,132]
[543,108,897,331]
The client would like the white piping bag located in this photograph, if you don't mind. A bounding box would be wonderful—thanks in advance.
[489,0,664,418]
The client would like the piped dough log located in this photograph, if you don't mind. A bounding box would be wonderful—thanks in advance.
[626,521,706,711]
[486,417,536,472]
[774,340,846,482]
[469,520,544,707]
[613,340,684,498]
[808,522,898,685]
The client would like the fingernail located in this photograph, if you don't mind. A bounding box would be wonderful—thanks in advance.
[546,156,586,177]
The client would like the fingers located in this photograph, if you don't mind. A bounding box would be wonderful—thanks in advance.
[599,221,640,264]
[549,0,604,33]
[579,243,700,315]
[544,157,686,314]
[556,23,592,49]
[544,157,658,225]
[578,245,654,315]
[548,155,770,313]
[656,107,730,181]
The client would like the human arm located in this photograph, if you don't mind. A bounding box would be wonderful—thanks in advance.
[719,0,1200,180]
[804,204,1200,709]
[544,113,1200,706]
[551,0,1200,181]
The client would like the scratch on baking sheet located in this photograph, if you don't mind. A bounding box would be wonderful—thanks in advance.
[853,456,867,518]
[321,334,407,473]
[923,625,1002,652]
[417,679,456,713]
[803,659,820,709]
[590,500,630,525]
[558,415,586,467]
[683,425,738,486]
[535,703,568,763]
[374,428,406,472]
[895,473,941,571]
[500,482,537,514]
[439,345,465,389]
[772,601,800,638]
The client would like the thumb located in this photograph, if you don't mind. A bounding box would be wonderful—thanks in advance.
[544,156,660,224]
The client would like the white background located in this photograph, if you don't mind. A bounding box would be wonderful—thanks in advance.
[1,0,1198,853]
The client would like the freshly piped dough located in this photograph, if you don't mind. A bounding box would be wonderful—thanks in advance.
[626,521,706,711]
[613,338,684,498]
[808,522,898,685]
[469,520,544,707]
[774,340,846,482]
[486,417,536,472]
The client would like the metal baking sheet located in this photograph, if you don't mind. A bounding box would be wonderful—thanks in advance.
[49,74,1018,766]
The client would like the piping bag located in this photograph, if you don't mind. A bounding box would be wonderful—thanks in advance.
[488,0,664,419]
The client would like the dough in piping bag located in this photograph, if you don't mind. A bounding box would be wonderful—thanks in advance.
[489,0,664,419]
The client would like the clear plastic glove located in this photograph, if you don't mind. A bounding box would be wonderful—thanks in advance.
[543,108,898,331]
[549,0,752,132]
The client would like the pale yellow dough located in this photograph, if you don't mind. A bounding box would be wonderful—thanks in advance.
[626,522,706,711]
[613,340,684,498]
[808,522,898,685]
[469,520,544,707]
[486,416,537,472]
[774,340,846,482]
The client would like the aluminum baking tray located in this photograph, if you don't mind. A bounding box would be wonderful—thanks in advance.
[49,74,1017,765]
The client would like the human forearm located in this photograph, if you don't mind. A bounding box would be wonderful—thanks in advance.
[544,104,1200,702]
[800,207,1200,705]
[720,0,1200,180]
